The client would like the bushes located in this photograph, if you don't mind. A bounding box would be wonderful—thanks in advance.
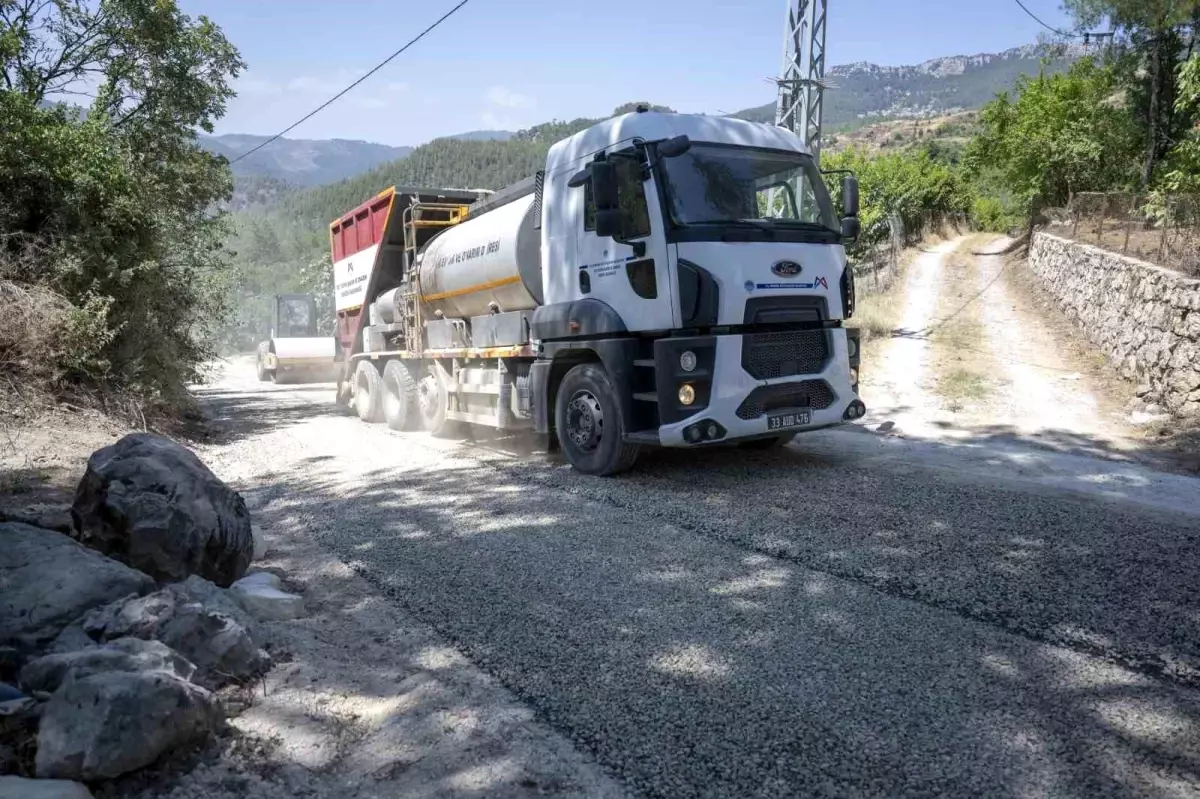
[963,58,1141,220]
[0,1,242,409]
[824,147,972,254]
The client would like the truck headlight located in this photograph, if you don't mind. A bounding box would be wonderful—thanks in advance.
[849,367,859,384]
[847,337,858,359]
[679,350,697,372]
[678,384,696,406]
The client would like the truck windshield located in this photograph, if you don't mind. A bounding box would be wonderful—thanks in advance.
[659,145,838,234]
[278,298,315,338]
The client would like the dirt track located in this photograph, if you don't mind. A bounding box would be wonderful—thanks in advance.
[183,352,1200,798]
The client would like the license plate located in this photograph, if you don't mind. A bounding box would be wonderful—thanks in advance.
[767,410,811,431]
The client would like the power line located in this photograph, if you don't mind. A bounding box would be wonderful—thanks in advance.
[230,0,473,165]
[1011,0,1079,39]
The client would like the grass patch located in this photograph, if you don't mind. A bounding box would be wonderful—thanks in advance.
[846,247,923,355]
[847,292,904,352]
[937,368,991,411]
[926,237,996,412]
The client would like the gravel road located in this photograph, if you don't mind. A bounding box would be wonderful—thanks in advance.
[196,360,1200,798]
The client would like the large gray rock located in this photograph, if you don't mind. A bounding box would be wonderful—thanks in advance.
[0,504,73,534]
[0,523,154,649]
[19,637,195,693]
[0,776,94,799]
[35,670,220,781]
[81,588,267,687]
[230,572,305,622]
[71,433,253,587]
[172,576,257,633]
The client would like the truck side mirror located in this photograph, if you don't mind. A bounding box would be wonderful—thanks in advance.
[567,166,591,189]
[591,159,619,212]
[841,174,860,219]
[595,209,622,238]
[841,216,861,242]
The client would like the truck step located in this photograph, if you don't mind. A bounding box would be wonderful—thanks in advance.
[624,430,661,445]
[632,392,659,403]
[633,359,656,368]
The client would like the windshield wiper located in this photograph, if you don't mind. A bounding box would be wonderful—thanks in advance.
[726,219,776,237]
[762,219,842,237]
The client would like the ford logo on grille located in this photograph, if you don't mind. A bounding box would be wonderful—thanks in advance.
[771,260,802,277]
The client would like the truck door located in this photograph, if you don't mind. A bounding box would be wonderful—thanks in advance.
[575,150,677,332]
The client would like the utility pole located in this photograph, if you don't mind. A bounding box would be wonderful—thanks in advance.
[773,0,829,164]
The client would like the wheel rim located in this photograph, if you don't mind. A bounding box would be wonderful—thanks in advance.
[418,373,440,422]
[565,390,604,453]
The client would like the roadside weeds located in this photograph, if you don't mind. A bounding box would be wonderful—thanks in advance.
[925,235,998,414]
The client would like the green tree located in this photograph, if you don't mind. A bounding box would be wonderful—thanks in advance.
[1063,0,1200,186]
[823,147,971,253]
[1158,52,1200,191]
[0,0,243,402]
[963,58,1139,216]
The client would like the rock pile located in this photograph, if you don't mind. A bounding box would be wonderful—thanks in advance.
[0,433,305,794]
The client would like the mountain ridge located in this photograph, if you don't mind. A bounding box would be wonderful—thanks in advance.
[214,42,1077,190]
[731,42,1080,126]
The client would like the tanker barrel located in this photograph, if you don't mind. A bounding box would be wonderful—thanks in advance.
[417,192,542,321]
[372,287,404,325]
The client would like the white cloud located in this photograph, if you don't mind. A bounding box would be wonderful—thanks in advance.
[287,75,344,94]
[236,77,281,96]
[485,86,535,110]
[278,71,402,110]
[481,110,519,130]
[350,96,388,110]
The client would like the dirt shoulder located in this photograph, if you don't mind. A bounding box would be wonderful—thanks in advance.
[853,233,1197,473]
[0,395,626,799]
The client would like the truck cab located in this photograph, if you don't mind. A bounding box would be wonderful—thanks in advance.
[529,110,864,472]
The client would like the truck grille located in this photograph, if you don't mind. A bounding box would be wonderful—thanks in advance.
[736,380,834,420]
[741,330,829,380]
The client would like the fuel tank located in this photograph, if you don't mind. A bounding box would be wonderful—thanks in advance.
[416,192,543,320]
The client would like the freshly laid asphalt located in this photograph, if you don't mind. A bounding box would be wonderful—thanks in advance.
[201,371,1200,798]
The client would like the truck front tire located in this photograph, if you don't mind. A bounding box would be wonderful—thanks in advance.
[354,360,385,423]
[554,363,640,476]
[382,360,419,431]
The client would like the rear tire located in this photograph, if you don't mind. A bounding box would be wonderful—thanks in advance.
[416,364,451,435]
[354,360,384,423]
[382,360,419,431]
[256,358,272,382]
[554,363,640,476]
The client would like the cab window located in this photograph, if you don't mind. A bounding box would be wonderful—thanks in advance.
[584,157,651,239]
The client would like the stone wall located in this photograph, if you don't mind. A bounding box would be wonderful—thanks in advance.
[1029,232,1200,416]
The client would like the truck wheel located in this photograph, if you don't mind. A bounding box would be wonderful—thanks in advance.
[353,360,385,423]
[382,360,419,431]
[554,363,640,476]
[416,365,450,435]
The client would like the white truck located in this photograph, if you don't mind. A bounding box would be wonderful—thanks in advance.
[330,108,865,475]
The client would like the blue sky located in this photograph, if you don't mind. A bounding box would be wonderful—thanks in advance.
[182,0,1077,147]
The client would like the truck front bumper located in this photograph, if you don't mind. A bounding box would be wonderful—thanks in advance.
[654,327,863,447]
